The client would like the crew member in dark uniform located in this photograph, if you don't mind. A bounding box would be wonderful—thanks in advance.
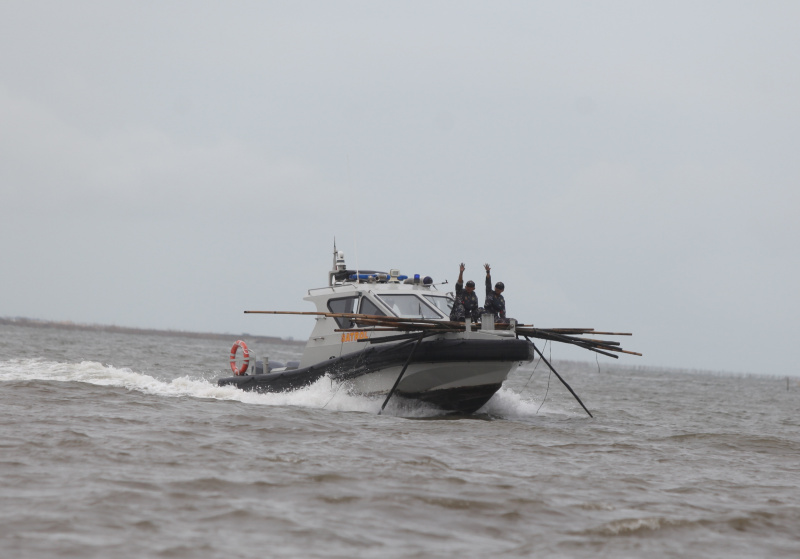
[449,263,481,322]
[483,263,507,322]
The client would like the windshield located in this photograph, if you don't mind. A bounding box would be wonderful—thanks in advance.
[423,295,454,316]
[359,297,386,317]
[377,294,442,319]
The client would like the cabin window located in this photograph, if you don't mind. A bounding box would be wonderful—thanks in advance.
[359,297,386,317]
[327,296,358,328]
[423,295,454,316]
[376,294,441,319]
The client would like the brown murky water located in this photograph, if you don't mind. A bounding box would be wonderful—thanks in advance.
[2,323,799,558]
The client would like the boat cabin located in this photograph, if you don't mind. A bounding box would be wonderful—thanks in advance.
[298,250,455,366]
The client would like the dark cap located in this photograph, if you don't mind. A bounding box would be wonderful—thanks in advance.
[495,282,505,290]
[423,276,433,285]
[465,280,475,288]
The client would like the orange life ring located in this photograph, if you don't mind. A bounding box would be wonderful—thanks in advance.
[229,340,250,375]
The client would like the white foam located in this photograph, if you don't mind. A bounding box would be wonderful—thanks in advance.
[1,359,567,418]
[478,386,581,419]
[0,358,438,416]
[600,516,664,535]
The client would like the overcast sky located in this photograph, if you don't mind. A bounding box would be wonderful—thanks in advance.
[2,1,798,376]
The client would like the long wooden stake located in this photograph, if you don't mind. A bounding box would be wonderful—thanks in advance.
[244,310,640,357]
[378,332,426,415]
[570,343,620,359]
[335,328,399,332]
[246,310,460,327]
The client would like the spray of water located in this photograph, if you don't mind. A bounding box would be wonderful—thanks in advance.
[478,386,580,419]
[0,359,443,417]
[0,359,571,419]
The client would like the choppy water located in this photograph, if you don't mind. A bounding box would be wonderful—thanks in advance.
[1,322,799,558]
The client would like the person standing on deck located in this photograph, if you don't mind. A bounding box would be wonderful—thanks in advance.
[449,263,481,322]
[483,263,507,323]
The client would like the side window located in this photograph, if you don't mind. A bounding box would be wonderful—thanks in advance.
[327,296,358,328]
[359,297,386,317]
[423,295,453,316]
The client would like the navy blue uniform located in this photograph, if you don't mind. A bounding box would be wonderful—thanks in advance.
[449,281,481,322]
[484,273,506,320]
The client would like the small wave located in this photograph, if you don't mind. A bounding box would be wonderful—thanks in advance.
[577,501,616,511]
[595,516,666,535]
[589,510,797,539]
[478,386,583,419]
[662,431,800,454]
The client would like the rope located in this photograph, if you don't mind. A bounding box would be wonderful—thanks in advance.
[536,370,552,415]
[521,340,546,393]
[535,342,553,414]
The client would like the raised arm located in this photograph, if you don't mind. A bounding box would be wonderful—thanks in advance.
[484,263,492,295]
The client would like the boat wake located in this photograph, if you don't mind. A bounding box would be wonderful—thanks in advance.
[0,358,442,417]
[0,358,572,420]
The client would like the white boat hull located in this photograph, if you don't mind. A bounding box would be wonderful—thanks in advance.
[219,337,533,413]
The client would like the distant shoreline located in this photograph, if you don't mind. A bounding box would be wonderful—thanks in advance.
[1,316,787,380]
[0,316,305,346]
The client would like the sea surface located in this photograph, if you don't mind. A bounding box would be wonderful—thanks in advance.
[1,322,799,558]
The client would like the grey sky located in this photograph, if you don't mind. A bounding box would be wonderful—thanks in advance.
[2,1,798,376]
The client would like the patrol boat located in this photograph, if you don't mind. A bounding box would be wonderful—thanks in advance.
[217,248,534,414]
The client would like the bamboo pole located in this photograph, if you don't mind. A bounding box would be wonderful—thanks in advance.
[378,332,426,415]
[245,310,329,316]
[244,310,641,357]
[334,328,400,332]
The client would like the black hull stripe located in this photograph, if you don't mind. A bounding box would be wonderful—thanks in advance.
[218,338,532,411]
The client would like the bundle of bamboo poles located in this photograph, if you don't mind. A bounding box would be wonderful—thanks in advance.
[244,310,641,359]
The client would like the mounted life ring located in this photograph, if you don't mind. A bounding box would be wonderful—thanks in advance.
[230,340,250,376]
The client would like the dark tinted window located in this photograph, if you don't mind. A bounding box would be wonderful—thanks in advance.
[327,296,358,328]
